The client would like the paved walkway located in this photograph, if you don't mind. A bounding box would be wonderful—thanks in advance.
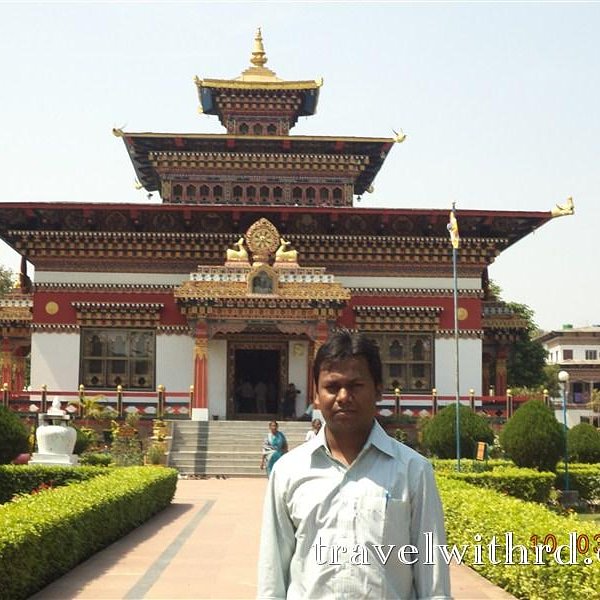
[33,478,515,600]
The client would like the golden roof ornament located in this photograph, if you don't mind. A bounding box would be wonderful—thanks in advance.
[226,237,250,264]
[238,28,280,82]
[551,196,575,218]
[250,27,267,68]
[245,218,280,265]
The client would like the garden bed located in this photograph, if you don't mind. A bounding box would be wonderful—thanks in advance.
[0,466,177,600]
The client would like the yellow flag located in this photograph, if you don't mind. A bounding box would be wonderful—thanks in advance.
[448,209,459,249]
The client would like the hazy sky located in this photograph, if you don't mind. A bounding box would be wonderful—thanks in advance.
[1,2,598,331]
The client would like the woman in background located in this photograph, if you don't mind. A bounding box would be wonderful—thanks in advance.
[260,420,288,476]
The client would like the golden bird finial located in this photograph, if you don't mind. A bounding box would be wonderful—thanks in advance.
[392,128,407,143]
[250,27,267,68]
[551,196,575,218]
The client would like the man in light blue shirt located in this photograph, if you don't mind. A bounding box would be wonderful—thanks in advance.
[258,329,451,599]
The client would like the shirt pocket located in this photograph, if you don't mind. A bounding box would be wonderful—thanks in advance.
[383,498,411,546]
[358,495,387,541]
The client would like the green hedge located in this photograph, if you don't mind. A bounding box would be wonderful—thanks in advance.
[444,466,555,503]
[556,463,600,501]
[0,465,108,504]
[432,458,514,472]
[438,476,600,599]
[0,466,178,600]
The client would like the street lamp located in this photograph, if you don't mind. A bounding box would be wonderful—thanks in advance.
[558,370,570,491]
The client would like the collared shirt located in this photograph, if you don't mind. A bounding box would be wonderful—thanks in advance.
[257,420,451,600]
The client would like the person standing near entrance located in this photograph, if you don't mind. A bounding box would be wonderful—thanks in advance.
[255,380,268,414]
[260,420,288,476]
[257,329,451,599]
[282,382,298,419]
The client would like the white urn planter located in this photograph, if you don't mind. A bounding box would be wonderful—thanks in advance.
[36,422,77,455]
[30,407,79,466]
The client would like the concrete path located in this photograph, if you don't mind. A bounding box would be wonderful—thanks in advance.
[33,478,515,600]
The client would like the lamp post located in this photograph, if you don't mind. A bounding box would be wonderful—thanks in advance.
[558,370,570,491]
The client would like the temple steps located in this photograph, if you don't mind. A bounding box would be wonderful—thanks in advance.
[166,420,312,476]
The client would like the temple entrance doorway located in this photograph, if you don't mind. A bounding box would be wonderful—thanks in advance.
[228,340,288,419]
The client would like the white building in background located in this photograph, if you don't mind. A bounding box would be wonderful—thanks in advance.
[537,325,600,427]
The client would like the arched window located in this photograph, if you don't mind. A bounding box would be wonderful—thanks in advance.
[233,185,243,202]
[412,339,424,361]
[173,184,183,201]
[253,123,263,135]
[267,124,277,135]
[292,187,302,202]
[333,187,342,200]
[273,187,283,202]
[306,187,315,204]
[390,340,404,360]
[239,123,249,135]
[199,185,209,201]
[213,185,223,202]
[247,186,256,200]
[320,188,330,201]
[260,186,270,201]
[186,184,196,198]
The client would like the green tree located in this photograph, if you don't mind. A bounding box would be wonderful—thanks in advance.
[422,404,494,459]
[567,423,600,463]
[0,406,29,464]
[0,265,14,297]
[490,281,548,390]
[500,399,564,471]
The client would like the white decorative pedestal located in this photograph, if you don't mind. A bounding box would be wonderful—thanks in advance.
[30,413,79,466]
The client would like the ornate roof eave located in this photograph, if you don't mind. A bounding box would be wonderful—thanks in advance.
[195,77,322,91]
[0,203,554,261]
[113,130,394,194]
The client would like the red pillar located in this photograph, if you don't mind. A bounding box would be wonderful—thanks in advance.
[193,321,208,412]
[0,337,12,389]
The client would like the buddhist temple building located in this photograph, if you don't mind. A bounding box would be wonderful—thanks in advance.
[0,30,572,419]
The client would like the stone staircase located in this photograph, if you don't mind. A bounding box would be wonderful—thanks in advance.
[166,420,312,476]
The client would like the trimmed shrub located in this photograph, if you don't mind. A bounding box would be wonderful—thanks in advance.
[422,404,494,459]
[431,458,514,472]
[78,453,112,467]
[0,407,29,464]
[0,466,177,599]
[556,463,600,501]
[567,423,600,463]
[500,400,564,472]
[438,475,600,599]
[444,466,555,503]
[0,465,107,504]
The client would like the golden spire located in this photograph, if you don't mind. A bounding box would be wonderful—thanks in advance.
[250,27,267,68]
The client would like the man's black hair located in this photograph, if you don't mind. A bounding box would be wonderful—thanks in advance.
[313,329,382,387]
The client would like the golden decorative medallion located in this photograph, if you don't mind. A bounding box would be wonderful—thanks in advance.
[457,307,469,321]
[245,218,280,264]
[45,301,59,315]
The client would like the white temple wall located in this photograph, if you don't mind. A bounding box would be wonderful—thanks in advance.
[156,333,194,393]
[336,275,481,290]
[434,337,482,396]
[208,339,228,419]
[31,331,80,392]
[288,340,310,417]
[34,271,187,285]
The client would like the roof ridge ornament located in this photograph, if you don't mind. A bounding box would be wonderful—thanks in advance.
[250,27,267,68]
[550,196,575,218]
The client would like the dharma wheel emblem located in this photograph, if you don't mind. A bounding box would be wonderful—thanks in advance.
[245,218,280,265]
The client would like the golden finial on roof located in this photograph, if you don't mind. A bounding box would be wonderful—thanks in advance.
[250,27,267,68]
[551,196,575,218]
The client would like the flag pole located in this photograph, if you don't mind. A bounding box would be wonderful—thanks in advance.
[448,202,461,471]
